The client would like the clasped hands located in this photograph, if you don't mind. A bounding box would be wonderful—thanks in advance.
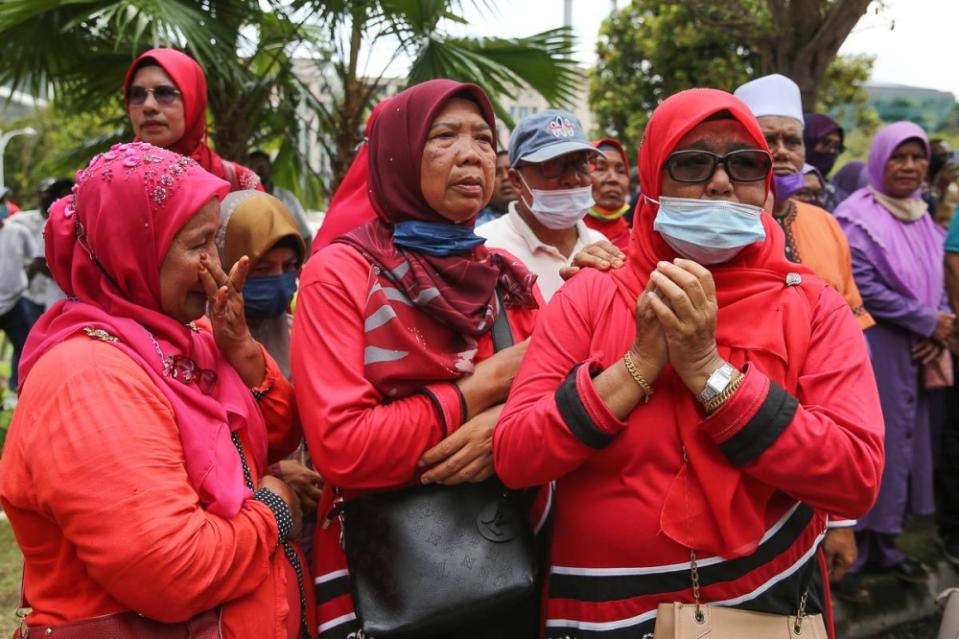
[629,258,726,396]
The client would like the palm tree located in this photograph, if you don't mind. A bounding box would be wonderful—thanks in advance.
[0,0,579,205]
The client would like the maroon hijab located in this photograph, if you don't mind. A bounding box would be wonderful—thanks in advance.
[337,79,536,337]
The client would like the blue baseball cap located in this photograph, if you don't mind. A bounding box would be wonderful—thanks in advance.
[508,109,599,168]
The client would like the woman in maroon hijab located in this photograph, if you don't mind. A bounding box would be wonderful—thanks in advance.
[292,79,543,638]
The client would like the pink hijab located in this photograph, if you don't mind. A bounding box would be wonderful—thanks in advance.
[19,142,268,517]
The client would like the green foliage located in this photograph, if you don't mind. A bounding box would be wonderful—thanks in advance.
[589,0,877,150]
[3,104,126,208]
[0,0,580,199]
[589,0,762,149]
[817,53,880,132]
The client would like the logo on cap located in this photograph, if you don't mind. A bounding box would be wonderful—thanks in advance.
[547,116,577,139]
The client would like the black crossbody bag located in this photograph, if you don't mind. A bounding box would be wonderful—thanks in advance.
[337,290,537,637]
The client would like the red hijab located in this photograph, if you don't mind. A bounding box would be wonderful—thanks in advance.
[586,137,632,248]
[310,98,391,255]
[615,89,821,558]
[337,79,537,337]
[19,142,267,518]
[123,48,260,191]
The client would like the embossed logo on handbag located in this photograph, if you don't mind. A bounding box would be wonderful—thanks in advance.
[476,498,520,542]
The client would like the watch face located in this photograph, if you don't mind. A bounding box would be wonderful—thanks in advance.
[700,364,734,401]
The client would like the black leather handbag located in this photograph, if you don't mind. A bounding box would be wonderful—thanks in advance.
[337,291,538,637]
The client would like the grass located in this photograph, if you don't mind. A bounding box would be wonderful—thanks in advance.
[0,521,22,636]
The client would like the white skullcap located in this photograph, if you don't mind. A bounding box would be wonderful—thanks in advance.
[733,73,804,124]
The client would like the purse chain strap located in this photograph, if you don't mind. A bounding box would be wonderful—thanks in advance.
[683,444,810,636]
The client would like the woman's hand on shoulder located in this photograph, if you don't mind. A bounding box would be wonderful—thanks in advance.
[645,258,724,393]
[559,240,625,281]
[417,404,503,485]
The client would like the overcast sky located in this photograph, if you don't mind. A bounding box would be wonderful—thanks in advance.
[366,0,956,98]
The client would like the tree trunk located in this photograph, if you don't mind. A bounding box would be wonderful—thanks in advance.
[761,0,874,109]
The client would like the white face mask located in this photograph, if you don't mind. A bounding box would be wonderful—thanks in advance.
[517,171,594,230]
[650,195,766,264]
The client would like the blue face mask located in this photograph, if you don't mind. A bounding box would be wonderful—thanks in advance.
[773,171,805,202]
[243,272,298,320]
[393,220,486,256]
[651,195,766,265]
[0,203,8,221]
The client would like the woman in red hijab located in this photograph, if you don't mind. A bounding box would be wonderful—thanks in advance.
[493,89,884,638]
[291,79,543,638]
[1,142,312,638]
[310,98,391,254]
[123,48,262,192]
[585,137,632,251]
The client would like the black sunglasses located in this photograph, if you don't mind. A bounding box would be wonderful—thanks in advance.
[664,149,772,184]
[127,85,182,107]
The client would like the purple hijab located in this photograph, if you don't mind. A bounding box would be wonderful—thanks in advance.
[835,121,943,308]
[833,160,868,198]
[803,113,843,176]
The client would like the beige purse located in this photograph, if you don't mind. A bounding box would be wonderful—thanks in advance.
[652,549,828,639]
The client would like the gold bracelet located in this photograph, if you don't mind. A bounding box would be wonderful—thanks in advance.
[623,351,653,403]
[705,371,745,413]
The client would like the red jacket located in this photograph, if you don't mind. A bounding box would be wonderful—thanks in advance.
[0,335,309,638]
[291,243,543,638]
[493,267,884,638]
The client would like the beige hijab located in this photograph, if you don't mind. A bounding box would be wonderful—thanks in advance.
[217,190,305,377]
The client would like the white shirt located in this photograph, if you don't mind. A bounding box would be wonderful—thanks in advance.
[475,202,605,301]
[9,210,65,309]
[0,219,39,316]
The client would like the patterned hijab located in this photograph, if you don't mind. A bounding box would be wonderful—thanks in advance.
[20,142,267,517]
[336,79,537,337]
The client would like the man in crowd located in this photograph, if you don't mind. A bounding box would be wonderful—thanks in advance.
[475,150,517,225]
[735,72,875,603]
[0,201,40,410]
[476,110,606,301]
[11,178,72,323]
[246,150,313,254]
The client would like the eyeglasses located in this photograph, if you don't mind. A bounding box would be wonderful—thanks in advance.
[664,149,772,184]
[794,188,824,206]
[163,355,218,395]
[127,85,182,107]
[521,153,593,180]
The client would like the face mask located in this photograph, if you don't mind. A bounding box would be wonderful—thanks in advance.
[772,171,805,202]
[806,150,838,178]
[393,220,485,256]
[651,195,766,265]
[243,271,298,320]
[518,172,593,230]
[0,203,8,221]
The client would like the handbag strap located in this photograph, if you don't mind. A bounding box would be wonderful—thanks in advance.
[687,532,815,633]
[491,289,514,353]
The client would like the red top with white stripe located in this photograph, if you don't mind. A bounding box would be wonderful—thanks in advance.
[493,267,884,638]
[291,243,543,638]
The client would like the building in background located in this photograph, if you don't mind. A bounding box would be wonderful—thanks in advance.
[865,81,955,131]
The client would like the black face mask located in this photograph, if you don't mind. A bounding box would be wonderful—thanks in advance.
[806,149,839,178]
[930,153,951,180]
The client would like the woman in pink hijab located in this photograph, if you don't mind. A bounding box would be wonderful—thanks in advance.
[0,142,314,638]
